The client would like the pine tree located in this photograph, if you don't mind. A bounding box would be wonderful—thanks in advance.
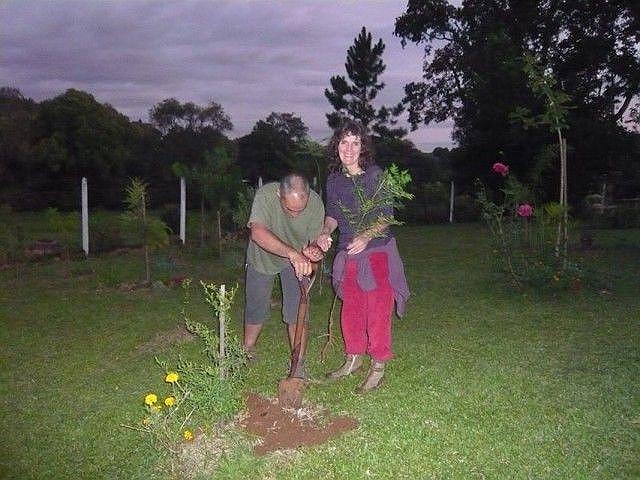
[325,26,406,138]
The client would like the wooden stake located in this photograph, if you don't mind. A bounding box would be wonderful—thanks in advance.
[142,191,150,284]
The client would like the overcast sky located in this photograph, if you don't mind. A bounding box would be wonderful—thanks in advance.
[0,0,454,151]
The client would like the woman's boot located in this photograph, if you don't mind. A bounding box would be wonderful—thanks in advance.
[355,361,385,393]
[326,354,363,380]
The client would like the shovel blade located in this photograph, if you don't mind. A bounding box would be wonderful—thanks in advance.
[277,377,305,409]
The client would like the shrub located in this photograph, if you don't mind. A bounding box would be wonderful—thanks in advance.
[90,210,129,253]
[476,162,583,291]
[230,185,255,232]
[123,280,247,456]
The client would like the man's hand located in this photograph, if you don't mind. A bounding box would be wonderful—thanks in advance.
[315,233,333,253]
[346,234,371,256]
[303,243,324,262]
[287,250,312,278]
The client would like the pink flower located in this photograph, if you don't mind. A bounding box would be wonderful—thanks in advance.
[492,162,509,176]
[517,203,534,217]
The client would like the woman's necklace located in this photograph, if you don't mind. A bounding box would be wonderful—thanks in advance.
[342,165,364,177]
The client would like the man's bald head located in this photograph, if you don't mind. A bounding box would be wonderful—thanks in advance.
[278,173,310,218]
[279,173,310,196]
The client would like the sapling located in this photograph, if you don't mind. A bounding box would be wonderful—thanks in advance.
[337,163,414,238]
[120,178,170,284]
[510,53,571,266]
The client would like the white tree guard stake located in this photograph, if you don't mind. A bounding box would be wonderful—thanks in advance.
[81,177,89,256]
[258,176,263,188]
[180,177,186,245]
[217,210,222,255]
[449,180,455,223]
[219,284,226,380]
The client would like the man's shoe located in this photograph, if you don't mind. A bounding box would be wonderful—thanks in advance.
[355,361,385,393]
[326,354,363,380]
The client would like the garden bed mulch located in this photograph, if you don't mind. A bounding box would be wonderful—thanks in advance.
[239,392,358,455]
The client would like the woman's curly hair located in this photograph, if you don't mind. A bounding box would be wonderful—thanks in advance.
[327,119,376,173]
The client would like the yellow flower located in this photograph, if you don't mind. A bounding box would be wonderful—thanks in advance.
[165,372,179,384]
[164,396,176,407]
[183,430,194,441]
[150,405,161,413]
[144,393,158,406]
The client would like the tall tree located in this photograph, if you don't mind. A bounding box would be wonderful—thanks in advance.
[325,26,406,138]
[149,98,233,135]
[0,87,37,198]
[394,0,640,199]
[34,89,149,208]
[237,112,310,184]
[264,112,308,144]
[0,87,177,209]
[150,97,234,211]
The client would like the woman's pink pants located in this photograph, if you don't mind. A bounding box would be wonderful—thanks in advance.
[340,252,394,361]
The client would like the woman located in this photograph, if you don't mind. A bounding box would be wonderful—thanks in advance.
[315,120,409,393]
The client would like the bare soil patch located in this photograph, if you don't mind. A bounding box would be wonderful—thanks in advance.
[135,324,195,354]
[239,392,358,455]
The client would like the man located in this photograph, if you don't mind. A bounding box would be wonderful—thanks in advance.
[243,173,325,375]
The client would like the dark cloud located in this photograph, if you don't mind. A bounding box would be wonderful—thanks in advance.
[0,0,454,150]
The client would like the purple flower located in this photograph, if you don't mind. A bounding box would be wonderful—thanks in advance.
[517,203,534,217]
[492,162,509,176]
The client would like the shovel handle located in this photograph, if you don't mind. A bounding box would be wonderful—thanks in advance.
[289,266,317,378]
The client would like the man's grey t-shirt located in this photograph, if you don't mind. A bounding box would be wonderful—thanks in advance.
[246,182,324,275]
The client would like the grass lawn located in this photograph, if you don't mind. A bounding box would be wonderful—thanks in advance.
[1,223,638,479]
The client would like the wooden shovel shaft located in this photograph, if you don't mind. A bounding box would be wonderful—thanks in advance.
[289,268,316,378]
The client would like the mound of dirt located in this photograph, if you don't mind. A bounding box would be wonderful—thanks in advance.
[240,392,358,455]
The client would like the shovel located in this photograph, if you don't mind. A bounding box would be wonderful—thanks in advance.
[278,265,317,409]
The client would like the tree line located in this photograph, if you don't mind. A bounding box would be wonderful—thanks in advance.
[394,0,640,203]
[1,0,638,221]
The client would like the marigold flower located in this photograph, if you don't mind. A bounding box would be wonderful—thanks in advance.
[183,429,194,441]
[517,203,534,217]
[164,396,176,407]
[165,372,179,383]
[492,162,509,176]
[144,393,158,406]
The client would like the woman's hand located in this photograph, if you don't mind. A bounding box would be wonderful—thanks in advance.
[346,234,370,256]
[315,233,333,253]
